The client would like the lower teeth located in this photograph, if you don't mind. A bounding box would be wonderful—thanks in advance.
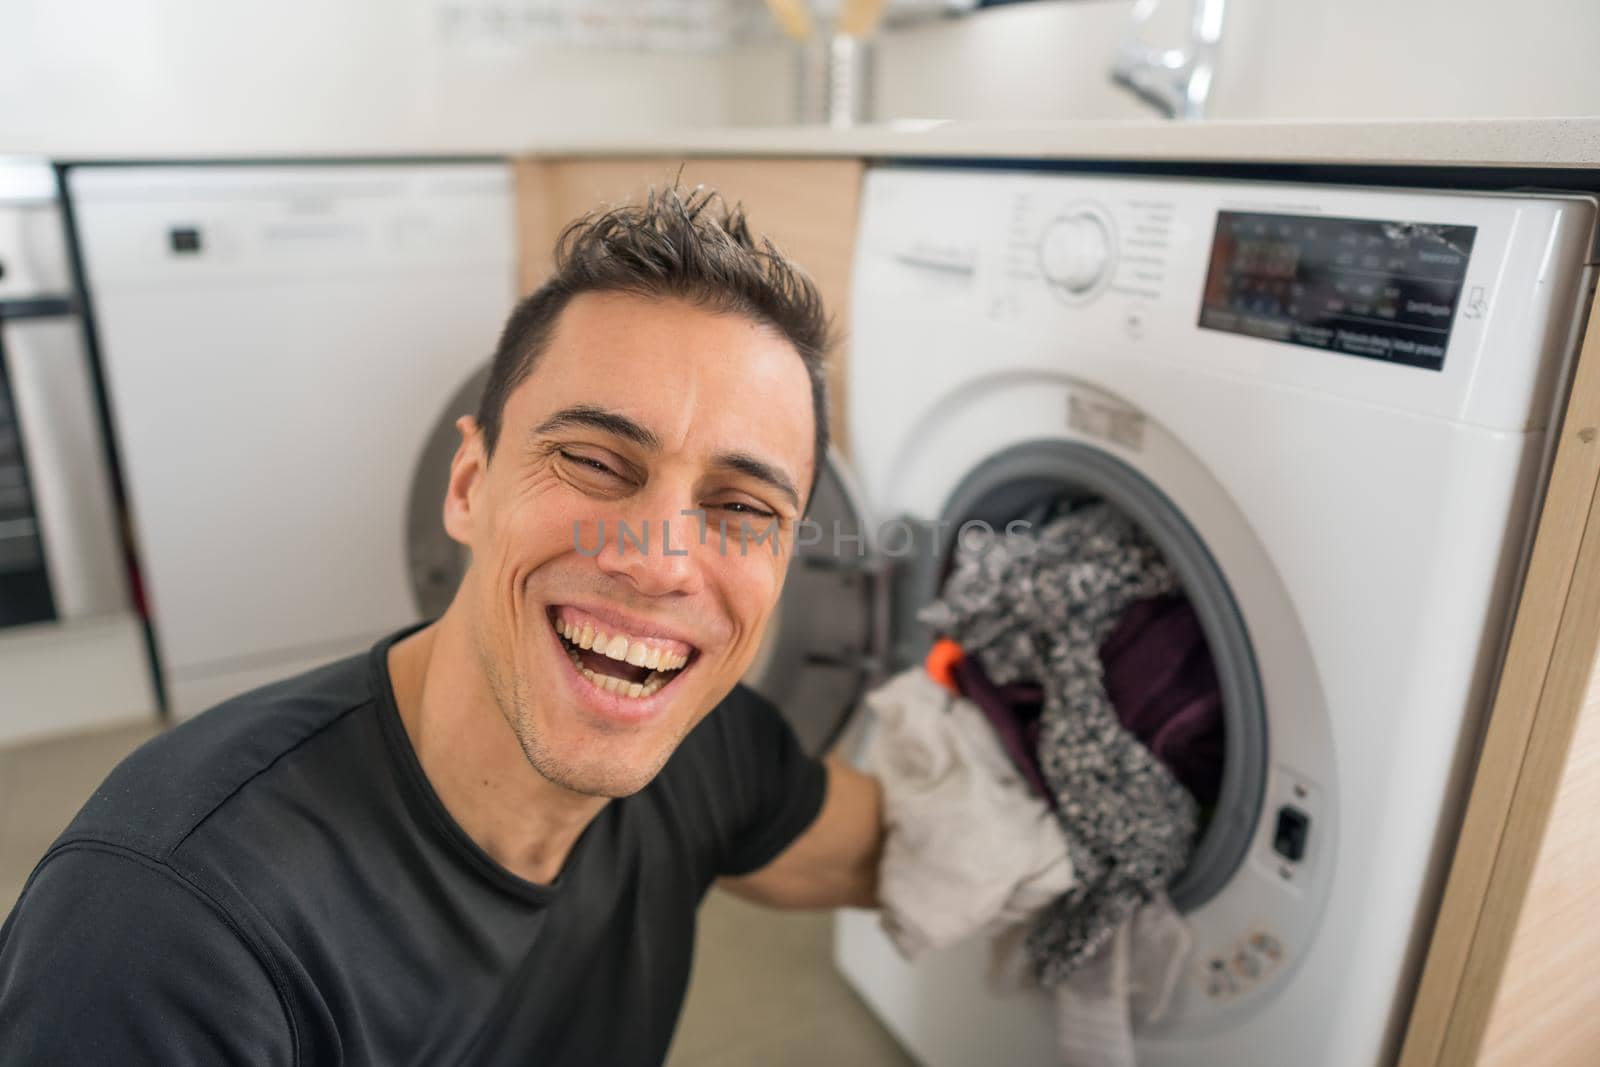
[566,646,668,699]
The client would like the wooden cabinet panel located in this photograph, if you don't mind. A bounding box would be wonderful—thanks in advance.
[1401,287,1600,1066]
[513,157,864,456]
[1479,661,1600,1065]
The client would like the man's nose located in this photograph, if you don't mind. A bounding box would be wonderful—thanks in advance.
[591,499,705,598]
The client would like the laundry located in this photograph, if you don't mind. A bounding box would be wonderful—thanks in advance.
[949,652,1052,807]
[1100,595,1227,807]
[986,888,1193,1066]
[1053,895,1193,1067]
[861,669,1075,961]
[921,502,1200,987]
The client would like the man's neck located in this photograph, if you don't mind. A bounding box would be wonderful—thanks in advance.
[387,614,608,886]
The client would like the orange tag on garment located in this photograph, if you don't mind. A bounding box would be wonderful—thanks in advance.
[924,638,964,695]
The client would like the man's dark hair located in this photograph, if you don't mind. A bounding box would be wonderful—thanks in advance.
[476,185,832,502]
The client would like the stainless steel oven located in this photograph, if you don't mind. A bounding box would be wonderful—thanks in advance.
[0,158,155,744]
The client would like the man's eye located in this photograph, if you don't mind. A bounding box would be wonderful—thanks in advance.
[713,501,777,519]
[559,451,619,478]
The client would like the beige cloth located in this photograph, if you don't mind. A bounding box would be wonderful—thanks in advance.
[1052,894,1193,1067]
[862,670,1075,960]
[990,893,1191,1065]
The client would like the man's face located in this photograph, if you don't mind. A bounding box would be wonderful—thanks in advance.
[444,291,816,798]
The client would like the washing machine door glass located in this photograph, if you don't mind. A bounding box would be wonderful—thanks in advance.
[406,364,879,757]
[934,440,1269,913]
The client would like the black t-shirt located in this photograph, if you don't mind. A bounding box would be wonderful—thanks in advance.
[0,629,827,1065]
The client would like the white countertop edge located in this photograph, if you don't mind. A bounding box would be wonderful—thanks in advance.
[521,116,1600,169]
[22,116,1597,170]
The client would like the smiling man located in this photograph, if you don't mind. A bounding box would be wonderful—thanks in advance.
[0,188,885,1065]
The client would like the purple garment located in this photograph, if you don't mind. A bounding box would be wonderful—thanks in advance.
[950,654,1054,807]
[1099,596,1226,807]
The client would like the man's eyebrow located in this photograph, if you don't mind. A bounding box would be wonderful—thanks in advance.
[712,451,801,511]
[530,405,661,451]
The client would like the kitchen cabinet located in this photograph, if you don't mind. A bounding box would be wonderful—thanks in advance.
[513,157,863,455]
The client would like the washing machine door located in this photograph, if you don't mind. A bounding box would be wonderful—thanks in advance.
[738,449,886,754]
[406,364,882,756]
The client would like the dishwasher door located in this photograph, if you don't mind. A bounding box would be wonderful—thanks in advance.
[69,161,517,717]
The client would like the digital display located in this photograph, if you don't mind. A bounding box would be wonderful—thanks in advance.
[1198,211,1477,371]
[1231,238,1301,280]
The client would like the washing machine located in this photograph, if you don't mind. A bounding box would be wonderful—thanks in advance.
[814,166,1598,1066]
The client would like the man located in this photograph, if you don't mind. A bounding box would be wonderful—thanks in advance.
[0,187,885,1064]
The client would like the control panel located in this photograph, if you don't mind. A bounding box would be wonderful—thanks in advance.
[1199,211,1476,371]
[1203,929,1287,1001]
[856,167,1594,432]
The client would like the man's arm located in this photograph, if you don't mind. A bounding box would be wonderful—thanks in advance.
[718,755,884,909]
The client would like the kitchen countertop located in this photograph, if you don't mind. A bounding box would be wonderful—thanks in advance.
[525,116,1600,170]
[40,117,1598,173]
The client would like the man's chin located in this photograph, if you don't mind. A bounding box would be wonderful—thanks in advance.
[537,762,661,800]
[519,732,675,800]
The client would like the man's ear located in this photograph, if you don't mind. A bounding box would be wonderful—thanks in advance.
[443,415,487,546]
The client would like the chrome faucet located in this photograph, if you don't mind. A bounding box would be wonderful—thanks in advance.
[1110,0,1227,120]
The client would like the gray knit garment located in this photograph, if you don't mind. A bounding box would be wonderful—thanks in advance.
[920,502,1199,987]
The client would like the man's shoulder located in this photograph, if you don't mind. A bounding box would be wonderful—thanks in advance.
[54,649,378,864]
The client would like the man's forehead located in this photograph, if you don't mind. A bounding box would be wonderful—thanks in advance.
[506,294,815,481]
[534,292,794,373]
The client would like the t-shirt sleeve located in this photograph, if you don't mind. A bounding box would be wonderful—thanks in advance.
[0,843,295,1066]
[704,686,829,878]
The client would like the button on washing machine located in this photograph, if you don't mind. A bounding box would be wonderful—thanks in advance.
[1273,804,1311,862]
[1205,958,1239,999]
[1249,932,1284,964]
[1124,304,1147,340]
[1039,206,1115,303]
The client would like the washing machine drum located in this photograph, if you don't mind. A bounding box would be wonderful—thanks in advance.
[924,441,1269,912]
[405,365,876,757]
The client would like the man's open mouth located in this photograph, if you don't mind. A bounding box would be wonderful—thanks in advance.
[549,607,695,700]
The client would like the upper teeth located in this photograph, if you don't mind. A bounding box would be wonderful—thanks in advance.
[560,619,688,671]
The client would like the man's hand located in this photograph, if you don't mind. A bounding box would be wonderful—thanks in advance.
[718,756,884,910]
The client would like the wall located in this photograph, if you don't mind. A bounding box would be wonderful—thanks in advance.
[9,0,1591,156]
[726,0,1147,126]
[728,0,1600,126]
[1213,0,1600,120]
[0,0,732,156]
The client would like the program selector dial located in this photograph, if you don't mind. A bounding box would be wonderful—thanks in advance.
[1039,209,1115,300]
